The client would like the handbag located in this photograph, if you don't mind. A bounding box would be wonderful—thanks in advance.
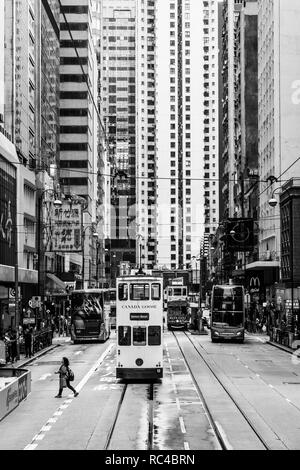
[67,367,75,382]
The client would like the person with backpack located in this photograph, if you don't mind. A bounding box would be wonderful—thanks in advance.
[54,357,79,398]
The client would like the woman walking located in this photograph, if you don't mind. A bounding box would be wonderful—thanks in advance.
[55,357,79,398]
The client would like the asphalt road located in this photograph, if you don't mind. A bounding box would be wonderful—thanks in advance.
[0,330,299,450]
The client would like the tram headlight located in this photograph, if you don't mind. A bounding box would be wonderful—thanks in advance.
[236,332,242,336]
[136,358,144,367]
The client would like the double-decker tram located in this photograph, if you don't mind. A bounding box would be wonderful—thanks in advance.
[116,275,163,380]
[70,289,111,344]
[109,288,117,329]
[211,285,245,343]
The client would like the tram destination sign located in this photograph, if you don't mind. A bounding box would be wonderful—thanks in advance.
[130,313,150,321]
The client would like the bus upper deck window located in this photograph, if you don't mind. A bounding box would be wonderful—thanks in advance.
[151,284,161,300]
[133,327,146,346]
[118,326,131,346]
[130,284,150,301]
[118,284,128,301]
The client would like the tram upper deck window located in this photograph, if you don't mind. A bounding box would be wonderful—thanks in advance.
[118,284,128,301]
[133,327,146,346]
[118,326,131,346]
[148,326,161,346]
[151,284,161,300]
[130,284,150,301]
[173,288,183,296]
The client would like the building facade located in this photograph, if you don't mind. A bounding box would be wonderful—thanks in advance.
[156,0,219,271]
[59,0,98,287]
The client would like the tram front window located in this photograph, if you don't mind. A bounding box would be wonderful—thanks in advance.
[148,326,161,346]
[133,327,146,346]
[118,326,131,346]
[130,284,150,301]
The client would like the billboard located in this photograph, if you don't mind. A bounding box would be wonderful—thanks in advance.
[0,155,16,267]
[49,200,82,252]
[225,219,254,252]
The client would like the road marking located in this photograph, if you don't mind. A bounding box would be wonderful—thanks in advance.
[176,398,181,411]
[269,384,274,389]
[179,417,186,434]
[286,398,292,404]
[184,442,190,450]
[48,418,57,424]
[38,374,52,381]
[24,444,38,451]
[24,343,114,451]
[215,421,233,450]
[256,374,260,378]
[41,426,52,432]
[74,351,82,356]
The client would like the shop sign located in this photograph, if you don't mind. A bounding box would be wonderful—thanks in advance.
[49,201,82,253]
[0,155,17,267]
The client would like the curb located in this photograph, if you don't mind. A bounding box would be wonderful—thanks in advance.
[266,340,294,355]
[12,344,60,370]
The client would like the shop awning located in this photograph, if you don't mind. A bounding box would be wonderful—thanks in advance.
[46,273,66,292]
[245,261,280,272]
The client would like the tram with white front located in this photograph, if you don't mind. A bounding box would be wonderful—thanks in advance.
[116,275,164,380]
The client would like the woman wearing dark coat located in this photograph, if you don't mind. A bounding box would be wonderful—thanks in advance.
[55,357,79,398]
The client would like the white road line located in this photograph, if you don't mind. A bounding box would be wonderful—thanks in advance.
[53,411,63,416]
[24,444,38,451]
[48,418,57,424]
[179,417,186,434]
[214,421,233,450]
[269,384,274,389]
[74,351,83,356]
[184,442,190,450]
[176,398,181,411]
[75,344,114,392]
[256,374,260,378]
[41,426,52,432]
[286,398,292,403]
[35,435,45,441]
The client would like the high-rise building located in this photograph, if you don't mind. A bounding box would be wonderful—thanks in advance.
[59,0,99,287]
[2,0,61,316]
[220,0,243,221]
[257,0,300,263]
[96,0,157,282]
[156,0,219,270]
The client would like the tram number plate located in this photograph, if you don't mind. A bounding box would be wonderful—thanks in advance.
[130,313,149,321]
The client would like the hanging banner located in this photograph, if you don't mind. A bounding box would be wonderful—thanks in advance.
[49,200,82,253]
[0,155,17,267]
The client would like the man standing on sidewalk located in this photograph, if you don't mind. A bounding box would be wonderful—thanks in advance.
[24,327,33,358]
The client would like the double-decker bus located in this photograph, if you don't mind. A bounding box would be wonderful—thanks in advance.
[70,289,111,344]
[109,288,117,329]
[116,275,163,380]
[166,280,190,330]
[211,285,245,343]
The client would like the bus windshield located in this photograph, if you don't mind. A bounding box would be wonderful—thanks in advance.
[212,287,244,328]
[71,293,103,320]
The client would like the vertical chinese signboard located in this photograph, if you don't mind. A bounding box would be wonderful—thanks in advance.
[50,200,82,253]
[0,155,17,266]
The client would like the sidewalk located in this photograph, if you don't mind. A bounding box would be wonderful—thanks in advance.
[246,331,295,354]
[3,335,71,370]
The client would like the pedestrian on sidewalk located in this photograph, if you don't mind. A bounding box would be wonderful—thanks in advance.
[55,357,79,398]
[24,327,33,358]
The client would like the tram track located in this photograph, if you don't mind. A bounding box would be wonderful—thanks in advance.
[173,331,271,450]
[104,382,156,450]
